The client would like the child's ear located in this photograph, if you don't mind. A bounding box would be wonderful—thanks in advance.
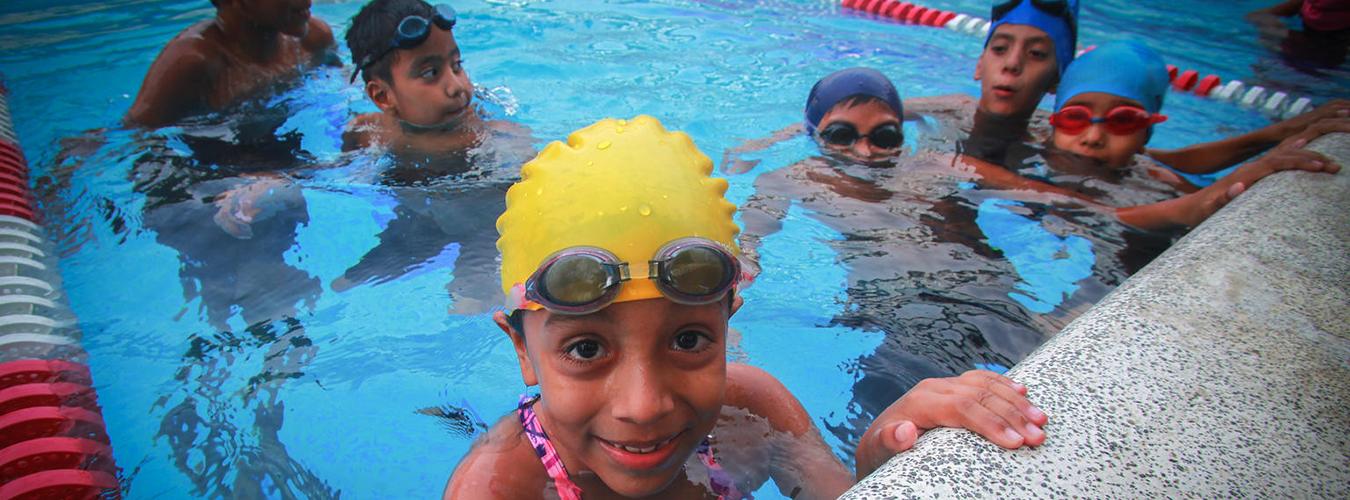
[494,311,538,386]
[729,293,744,318]
[366,79,397,113]
[973,57,984,81]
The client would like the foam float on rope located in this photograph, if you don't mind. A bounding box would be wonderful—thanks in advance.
[840,0,1321,120]
[0,75,121,498]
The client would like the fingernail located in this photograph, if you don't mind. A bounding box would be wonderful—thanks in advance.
[1028,406,1046,421]
[1011,382,1026,391]
[1003,428,1023,444]
[1025,423,1044,438]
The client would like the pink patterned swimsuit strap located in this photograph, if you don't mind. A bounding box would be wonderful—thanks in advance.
[517,395,749,499]
[518,395,584,500]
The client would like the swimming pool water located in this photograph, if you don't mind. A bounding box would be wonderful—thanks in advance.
[0,0,1344,497]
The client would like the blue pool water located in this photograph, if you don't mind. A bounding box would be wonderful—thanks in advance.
[0,0,1344,497]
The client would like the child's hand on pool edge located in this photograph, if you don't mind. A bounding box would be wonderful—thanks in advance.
[854,370,1048,479]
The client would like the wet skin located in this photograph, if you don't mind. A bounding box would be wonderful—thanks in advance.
[1050,92,1152,169]
[975,24,1060,118]
[816,100,903,165]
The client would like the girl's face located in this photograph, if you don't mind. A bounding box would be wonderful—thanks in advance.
[976,24,1060,117]
[1050,92,1152,169]
[500,297,732,497]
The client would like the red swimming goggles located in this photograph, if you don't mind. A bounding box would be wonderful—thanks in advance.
[520,238,742,315]
[1049,105,1168,136]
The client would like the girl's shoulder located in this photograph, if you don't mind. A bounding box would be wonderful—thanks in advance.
[723,363,814,435]
[443,414,548,499]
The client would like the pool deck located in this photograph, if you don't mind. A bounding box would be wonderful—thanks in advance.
[847,133,1350,498]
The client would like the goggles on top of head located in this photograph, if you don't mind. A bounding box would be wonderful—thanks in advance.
[350,4,457,84]
[817,122,904,150]
[520,238,741,315]
[1049,105,1168,136]
[991,0,1078,44]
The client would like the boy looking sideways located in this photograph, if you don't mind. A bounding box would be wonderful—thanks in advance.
[343,0,526,158]
[126,0,337,127]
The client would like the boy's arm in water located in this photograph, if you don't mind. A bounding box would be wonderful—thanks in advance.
[854,370,1047,480]
[720,124,805,175]
[1119,141,1341,230]
[1146,101,1350,175]
[737,168,795,276]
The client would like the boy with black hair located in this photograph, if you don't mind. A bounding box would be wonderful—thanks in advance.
[126,0,337,127]
[343,0,527,158]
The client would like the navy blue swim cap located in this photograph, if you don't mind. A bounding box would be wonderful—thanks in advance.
[1055,40,1169,114]
[985,0,1080,75]
[804,67,903,134]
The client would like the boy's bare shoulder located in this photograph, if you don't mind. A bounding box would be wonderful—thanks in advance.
[444,416,546,499]
[342,113,388,151]
[724,363,813,435]
[301,16,337,58]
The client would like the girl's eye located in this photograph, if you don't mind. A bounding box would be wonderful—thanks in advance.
[564,340,605,361]
[450,59,464,73]
[672,330,711,352]
[420,67,438,80]
[1030,49,1049,59]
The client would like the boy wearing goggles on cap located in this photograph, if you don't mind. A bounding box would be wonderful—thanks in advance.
[344,0,527,158]
[1046,40,1342,229]
[446,116,1047,499]
[126,0,337,127]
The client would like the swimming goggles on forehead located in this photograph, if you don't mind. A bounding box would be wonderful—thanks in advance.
[816,122,904,150]
[350,4,457,84]
[991,0,1078,41]
[521,238,741,315]
[1049,105,1168,136]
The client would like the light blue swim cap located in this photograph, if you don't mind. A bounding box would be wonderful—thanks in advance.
[803,67,903,134]
[1054,40,1169,114]
[985,0,1080,76]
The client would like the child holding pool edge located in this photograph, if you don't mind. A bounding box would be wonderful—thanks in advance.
[1045,40,1343,229]
[445,116,1047,499]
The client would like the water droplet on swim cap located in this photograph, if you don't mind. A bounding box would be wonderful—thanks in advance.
[598,140,612,150]
[535,188,543,195]
[639,204,652,216]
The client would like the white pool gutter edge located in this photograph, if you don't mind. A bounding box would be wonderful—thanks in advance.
[846,133,1350,498]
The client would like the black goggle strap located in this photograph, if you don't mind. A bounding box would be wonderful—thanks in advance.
[349,4,458,84]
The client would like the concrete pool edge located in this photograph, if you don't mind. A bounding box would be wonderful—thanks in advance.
[846,133,1350,497]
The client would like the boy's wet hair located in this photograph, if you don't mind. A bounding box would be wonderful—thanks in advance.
[346,0,439,84]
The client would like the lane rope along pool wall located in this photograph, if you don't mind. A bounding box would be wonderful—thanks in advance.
[839,0,1322,119]
[0,77,122,499]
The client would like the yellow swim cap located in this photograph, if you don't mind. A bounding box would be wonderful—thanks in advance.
[497,115,741,311]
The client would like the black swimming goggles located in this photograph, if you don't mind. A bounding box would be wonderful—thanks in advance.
[522,238,741,315]
[350,4,458,84]
[991,0,1077,41]
[816,122,904,150]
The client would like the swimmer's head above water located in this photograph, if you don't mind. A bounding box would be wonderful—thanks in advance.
[1049,40,1169,168]
[346,0,473,130]
[492,115,744,497]
[804,67,906,165]
[975,0,1080,118]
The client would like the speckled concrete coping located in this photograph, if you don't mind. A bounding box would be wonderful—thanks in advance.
[846,133,1350,498]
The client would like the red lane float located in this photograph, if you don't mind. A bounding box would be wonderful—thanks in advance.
[0,76,121,497]
[840,0,1321,119]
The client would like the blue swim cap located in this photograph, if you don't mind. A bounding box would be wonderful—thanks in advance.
[985,0,1080,75]
[1054,40,1169,114]
[803,67,903,134]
